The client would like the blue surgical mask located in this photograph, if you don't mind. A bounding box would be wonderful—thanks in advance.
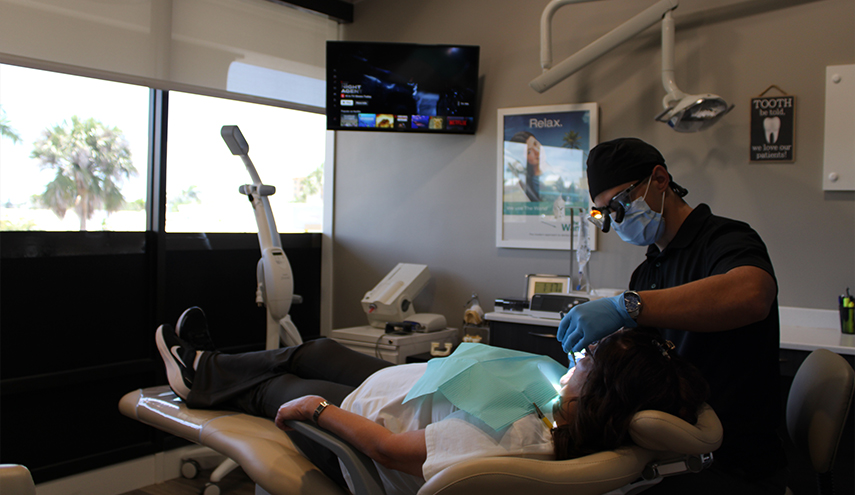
[613,178,665,246]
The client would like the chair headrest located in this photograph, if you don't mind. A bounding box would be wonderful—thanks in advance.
[629,403,723,454]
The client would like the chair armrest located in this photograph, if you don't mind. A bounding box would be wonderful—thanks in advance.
[285,420,386,495]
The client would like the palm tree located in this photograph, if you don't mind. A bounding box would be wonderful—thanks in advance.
[562,130,581,150]
[168,186,202,212]
[0,106,21,144]
[30,116,136,230]
[293,164,324,203]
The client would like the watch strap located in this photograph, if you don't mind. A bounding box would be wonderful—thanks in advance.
[312,400,331,423]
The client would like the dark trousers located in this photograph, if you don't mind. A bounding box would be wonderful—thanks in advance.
[186,338,394,485]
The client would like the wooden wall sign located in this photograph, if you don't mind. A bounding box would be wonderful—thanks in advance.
[750,85,795,162]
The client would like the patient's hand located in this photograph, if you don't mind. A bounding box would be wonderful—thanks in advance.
[274,395,325,431]
[275,394,429,476]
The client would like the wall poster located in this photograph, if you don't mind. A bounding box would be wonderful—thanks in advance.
[496,103,598,250]
[750,86,795,162]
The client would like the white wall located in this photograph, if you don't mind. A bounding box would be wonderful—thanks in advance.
[331,0,855,330]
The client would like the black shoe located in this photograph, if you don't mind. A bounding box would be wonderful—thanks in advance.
[175,306,216,351]
[156,324,196,399]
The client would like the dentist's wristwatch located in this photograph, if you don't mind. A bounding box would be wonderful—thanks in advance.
[623,291,643,321]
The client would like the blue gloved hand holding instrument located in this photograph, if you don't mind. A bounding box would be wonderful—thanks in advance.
[557,292,640,353]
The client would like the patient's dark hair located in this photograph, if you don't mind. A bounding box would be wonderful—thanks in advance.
[552,327,709,460]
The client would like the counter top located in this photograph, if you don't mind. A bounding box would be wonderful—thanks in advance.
[779,306,854,355]
[487,307,854,355]
[485,311,560,327]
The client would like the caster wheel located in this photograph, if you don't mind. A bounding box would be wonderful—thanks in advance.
[202,482,220,495]
[181,459,200,479]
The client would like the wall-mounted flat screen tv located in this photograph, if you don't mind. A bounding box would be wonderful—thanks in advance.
[326,41,480,134]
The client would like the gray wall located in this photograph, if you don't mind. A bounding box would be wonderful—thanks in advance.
[331,0,855,331]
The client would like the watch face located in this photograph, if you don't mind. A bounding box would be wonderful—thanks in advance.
[624,292,641,316]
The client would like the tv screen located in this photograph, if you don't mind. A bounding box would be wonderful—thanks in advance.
[326,41,480,134]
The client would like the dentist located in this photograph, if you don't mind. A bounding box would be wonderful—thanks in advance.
[557,138,787,494]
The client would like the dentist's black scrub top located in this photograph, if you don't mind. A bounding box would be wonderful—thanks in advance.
[629,203,786,478]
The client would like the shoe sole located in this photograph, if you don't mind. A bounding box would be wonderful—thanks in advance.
[175,307,197,335]
[156,325,191,400]
[175,307,215,351]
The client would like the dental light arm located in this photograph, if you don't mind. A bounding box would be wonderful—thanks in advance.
[659,10,683,106]
[531,0,733,132]
[221,125,302,349]
[531,0,679,93]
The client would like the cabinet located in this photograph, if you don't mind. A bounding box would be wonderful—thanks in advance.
[485,312,567,365]
[823,64,855,191]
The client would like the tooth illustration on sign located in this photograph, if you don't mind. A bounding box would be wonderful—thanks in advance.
[763,116,781,143]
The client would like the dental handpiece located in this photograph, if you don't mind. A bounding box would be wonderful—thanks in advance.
[560,311,575,367]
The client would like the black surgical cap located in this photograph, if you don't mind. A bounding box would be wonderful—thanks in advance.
[587,138,666,200]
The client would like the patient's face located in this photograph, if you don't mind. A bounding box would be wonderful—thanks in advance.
[559,342,597,398]
[554,343,597,425]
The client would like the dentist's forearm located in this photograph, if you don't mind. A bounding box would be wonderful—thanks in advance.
[636,266,776,332]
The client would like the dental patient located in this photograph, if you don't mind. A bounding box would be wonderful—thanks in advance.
[157,307,709,495]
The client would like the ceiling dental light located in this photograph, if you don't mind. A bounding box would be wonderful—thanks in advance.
[654,10,733,132]
[530,0,734,133]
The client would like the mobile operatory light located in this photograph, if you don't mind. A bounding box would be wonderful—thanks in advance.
[529,0,734,132]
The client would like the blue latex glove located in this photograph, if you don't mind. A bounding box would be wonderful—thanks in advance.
[557,294,637,353]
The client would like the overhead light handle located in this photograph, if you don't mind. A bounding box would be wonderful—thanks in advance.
[531,0,679,93]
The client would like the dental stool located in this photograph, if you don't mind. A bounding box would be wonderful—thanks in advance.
[120,385,722,495]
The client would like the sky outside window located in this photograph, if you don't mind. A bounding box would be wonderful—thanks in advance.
[165,91,326,233]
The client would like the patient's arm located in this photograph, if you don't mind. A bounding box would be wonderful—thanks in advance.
[275,395,427,478]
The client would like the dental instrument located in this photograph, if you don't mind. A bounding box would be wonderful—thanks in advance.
[560,311,576,368]
[533,402,554,430]
[360,263,449,331]
[361,263,430,328]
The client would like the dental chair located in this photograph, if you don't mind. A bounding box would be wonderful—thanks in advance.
[119,385,723,495]
[174,126,305,494]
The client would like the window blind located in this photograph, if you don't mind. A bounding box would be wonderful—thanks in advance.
[0,0,337,110]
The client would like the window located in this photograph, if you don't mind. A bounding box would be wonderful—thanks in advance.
[165,91,326,233]
[0,64,327,234]
[0,64,150,232]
